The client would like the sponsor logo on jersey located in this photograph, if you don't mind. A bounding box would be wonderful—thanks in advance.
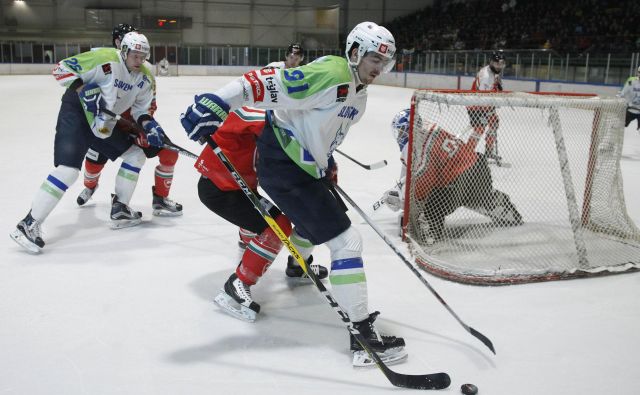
[260,67,276,76]
[336,84,349,102]
[244,71,264,102]
[137,80,145,89]
[379,44,388,54]
[101,63,112,75]
[265,76,278,103]
[338,106,359,120]
[114,79,133,92]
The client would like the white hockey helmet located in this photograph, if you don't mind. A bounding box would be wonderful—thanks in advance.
[120,31,150,61]
[345,21,396,73]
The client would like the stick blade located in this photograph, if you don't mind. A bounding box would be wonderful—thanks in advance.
[387,370,451,390]
[367,160,388,170]
[470,326,496,354]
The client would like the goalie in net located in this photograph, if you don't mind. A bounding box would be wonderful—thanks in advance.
[384,109,522,244]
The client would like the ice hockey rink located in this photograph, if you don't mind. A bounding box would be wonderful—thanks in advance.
[1,74,639,395]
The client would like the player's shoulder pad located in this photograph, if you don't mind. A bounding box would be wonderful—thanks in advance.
[282,55,351,97]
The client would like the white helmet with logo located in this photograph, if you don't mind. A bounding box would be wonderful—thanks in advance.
[120,31,150,61]
[345,21,396,73]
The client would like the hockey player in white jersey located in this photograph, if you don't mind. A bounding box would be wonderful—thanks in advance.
[470,50,505,163]
[10,32,167,253]
[180,21,406,367]
[264,42,304,70]
[619,66,640,130]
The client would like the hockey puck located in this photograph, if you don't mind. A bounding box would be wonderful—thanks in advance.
[461,383,478,395]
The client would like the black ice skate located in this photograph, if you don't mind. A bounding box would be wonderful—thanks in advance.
[10,211,45,254]
[110,194,142,229]
[285,255,328,282]
[214,273,260,322]
[350,311,407,367]
[151,186,183,217]
[77,185,97,206]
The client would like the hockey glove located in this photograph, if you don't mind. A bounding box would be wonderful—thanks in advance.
[180,93,230,141]
[325,156,338,185]
[142,119,165,148]
[79,83,106,124]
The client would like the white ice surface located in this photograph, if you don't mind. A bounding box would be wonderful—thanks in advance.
[1,75,639,395]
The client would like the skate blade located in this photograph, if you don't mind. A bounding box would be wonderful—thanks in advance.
[110,218,143,229]
[152,209,183,217]
[9,230,42,254]
[213,292,257,323]
[352,347,408,367]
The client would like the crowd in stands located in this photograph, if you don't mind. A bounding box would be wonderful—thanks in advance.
[387,0,640,54]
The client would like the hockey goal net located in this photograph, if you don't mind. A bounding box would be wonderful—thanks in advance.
[404,89,640,285]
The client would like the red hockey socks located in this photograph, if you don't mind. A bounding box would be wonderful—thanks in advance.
[83,160,104,189]
[153,149,178,197]
[236,215,292,285]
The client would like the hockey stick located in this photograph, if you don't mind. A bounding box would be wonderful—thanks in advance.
[335,149,387,170]
[334,184,496,355]
[203,135,450,390]
[100,109,199,160]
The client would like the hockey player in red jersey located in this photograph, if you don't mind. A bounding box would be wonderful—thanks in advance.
[76,23,183,218]
[196,106,329,322]
[469,50,505,164]
[388,109,522,245]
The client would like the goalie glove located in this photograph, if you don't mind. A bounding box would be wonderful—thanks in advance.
[180,93,230,141]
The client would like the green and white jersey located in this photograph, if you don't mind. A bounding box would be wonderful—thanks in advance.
[620,76,640,114]
[53,47,156,130]
[217,55,367,178]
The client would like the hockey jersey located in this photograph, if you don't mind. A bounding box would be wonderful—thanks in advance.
[52,47,156,137]
[412,122,481,201]
[195,107,266,191]
[471,65,503,92]
[619,76,640,114]
[214,55,366,178]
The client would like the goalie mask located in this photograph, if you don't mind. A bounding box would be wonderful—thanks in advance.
[489,50,505,74]
[345,21,396,74]
[391,109,410,150]
[120,31,150,61]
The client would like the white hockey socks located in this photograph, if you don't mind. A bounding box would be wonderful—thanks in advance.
[31,165,80,222]
[325,226,369,322]
[115,146,146,204]
[290,229,315,263]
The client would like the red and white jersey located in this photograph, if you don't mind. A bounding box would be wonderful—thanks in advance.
[195,107,266,191]
[471,65,503,92]
[412,122,481,201]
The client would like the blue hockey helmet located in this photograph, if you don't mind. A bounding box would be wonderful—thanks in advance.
[391,109,411,150]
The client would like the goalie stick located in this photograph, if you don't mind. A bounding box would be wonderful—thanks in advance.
[334,184,496,355]
[201,135,450,390]
[335,149,387,170]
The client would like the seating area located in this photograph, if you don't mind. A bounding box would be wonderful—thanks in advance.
[388,0,640,54]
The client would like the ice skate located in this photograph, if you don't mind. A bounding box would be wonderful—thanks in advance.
[10,211,44,254]
[110,194,142,229]
[350,311,407,367]
[285,255,328,282]
[76,185,97,206]
[214,273,260,322]
[152,186,183,217]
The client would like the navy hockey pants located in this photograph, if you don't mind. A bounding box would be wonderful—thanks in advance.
[256,124,350,245]
[54,88,134,169]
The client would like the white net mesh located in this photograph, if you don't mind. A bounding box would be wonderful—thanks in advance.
[405,90,640,284]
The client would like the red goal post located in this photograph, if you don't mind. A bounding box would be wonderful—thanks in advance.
[403,89,640,285]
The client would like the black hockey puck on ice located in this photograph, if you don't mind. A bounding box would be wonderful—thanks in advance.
[461,383,478,395]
